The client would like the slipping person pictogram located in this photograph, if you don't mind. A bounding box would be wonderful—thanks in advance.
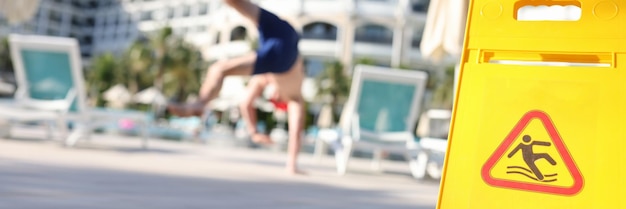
[507,135,557,181]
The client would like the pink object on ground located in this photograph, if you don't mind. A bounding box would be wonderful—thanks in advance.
[119,119,135,130]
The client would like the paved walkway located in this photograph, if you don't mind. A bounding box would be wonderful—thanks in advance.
[0,126,441,209]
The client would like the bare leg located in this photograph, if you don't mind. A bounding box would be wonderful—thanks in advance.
[286,97,306,175]
[240,75,273,144]
[168,53,257,117]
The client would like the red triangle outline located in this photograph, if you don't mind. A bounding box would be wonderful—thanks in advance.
[481,110,584,195]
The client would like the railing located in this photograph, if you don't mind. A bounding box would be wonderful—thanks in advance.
[354,36,393,44]
[301,33,337,41]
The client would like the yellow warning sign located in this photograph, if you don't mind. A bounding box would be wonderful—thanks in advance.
[437,0,626,208]
[481,110,582,195]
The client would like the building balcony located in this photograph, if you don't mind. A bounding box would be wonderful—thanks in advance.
[257,0,426,17]
[301,33,337,41]
[354,0,398,17]
[301,0,349,14]
[353,42,392,60]
[299,39,337,57]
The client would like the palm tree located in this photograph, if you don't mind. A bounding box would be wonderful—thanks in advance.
[151,27,173,91]
[146,26,207,103]
[355,57,377,67]
[161,38,204,103]
[87,53,125,107]
[430,65,456,109]
[124,37,154,95]
[0,37,15,97]
[0,38,13,78]
[315,60,351,123]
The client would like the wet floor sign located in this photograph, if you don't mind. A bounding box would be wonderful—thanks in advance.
[437,0,626,208]
[481,110,583,195]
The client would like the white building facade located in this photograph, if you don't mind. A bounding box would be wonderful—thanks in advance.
[0,0,215,62]
[91,0,215,57]
[0,0,433,76]
[206,0,432,76]
[0,0,100,59]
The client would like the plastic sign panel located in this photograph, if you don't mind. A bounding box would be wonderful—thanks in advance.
[437,0,626,208]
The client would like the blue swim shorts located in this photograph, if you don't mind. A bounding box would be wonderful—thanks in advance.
[253,8,300,75]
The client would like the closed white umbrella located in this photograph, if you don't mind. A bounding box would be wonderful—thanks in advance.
[421,1,578,62]
[420,0,469,105]
[133,87,167,105]
[420,0,468,62]
[103,84,132,103]
[0,0,40,25]
[301,78,318,103]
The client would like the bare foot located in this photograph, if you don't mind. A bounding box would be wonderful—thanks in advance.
[251,133,274,145]
[286,167,307,176]
[167,102,205,117]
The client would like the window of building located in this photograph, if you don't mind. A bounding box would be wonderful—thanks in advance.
[230,26,247,41]
[302,22,337,40]
[49,10,63,23]
[86,17,95,27]
[182,5,191,17]
[34,10,41,20]
[22,23,36,33]
[140,11,152,21]
[71,16,81,27]
[113,16,119,26]
[411,0,430,13]
[199,3,209,15]
[174,27,188,35]
[126,30,134,40]
[47,28,58,36]
[118,14,128,25]
[89,0,98,8]
[412,27,424,48]
[96,15,105,26]
[71,0,81,8]
[168,7,175,19]
[83,36,93,45]
[0,17,7,27]
[303,57,332,78]
[197,25,207,32]
[355,24,393,44]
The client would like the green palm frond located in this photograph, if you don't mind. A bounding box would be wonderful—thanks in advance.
[0,37,13,74]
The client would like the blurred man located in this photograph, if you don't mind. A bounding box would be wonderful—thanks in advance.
[168,0,305,175]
